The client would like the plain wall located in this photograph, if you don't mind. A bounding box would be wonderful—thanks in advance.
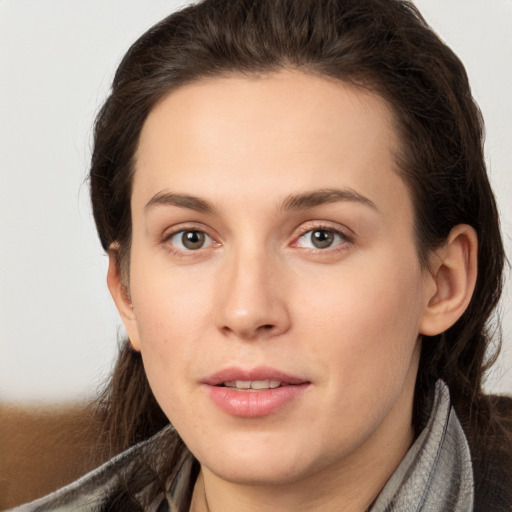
[1,0,511,403]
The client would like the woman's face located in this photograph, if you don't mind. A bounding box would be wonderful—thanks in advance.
[119,70,435,487]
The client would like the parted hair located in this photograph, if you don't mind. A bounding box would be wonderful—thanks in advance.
[89,0,509,509]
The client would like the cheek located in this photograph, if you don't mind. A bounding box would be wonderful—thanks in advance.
[289,251,425,447]
[134,304,202,425]
[130,244,214,344]
[134,289,207,364]
[297,247,425,387]
[128,255,216,411]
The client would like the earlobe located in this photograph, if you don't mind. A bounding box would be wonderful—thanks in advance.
[106,245,141,352]
[419,224,478,336]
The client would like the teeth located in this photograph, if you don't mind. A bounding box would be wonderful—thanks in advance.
[223,380,282,390]
[251,379,281,390]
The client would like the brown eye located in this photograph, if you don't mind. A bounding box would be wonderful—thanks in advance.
[182,231,205,249]
[311,230,334,248]
[169,230,213,251]
[296,228,346,249]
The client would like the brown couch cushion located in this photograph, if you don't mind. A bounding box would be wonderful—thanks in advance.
[0,402,105,510]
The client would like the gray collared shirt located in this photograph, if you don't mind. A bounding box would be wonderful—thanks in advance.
[369,380,473,511]
[8,380,473,512]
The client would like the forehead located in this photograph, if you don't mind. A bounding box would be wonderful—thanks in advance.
[133,70,409,218]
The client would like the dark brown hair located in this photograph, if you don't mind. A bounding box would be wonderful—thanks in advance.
[89,0,508,508]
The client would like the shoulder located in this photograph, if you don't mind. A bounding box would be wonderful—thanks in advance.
[463,394,512,512]
[5,426,181,512]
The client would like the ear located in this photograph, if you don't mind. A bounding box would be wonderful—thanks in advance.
[419,224,478,336]
[106,245,141,352]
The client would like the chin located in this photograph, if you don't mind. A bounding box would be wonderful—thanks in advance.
[193,434,327,486]
[207,459,313,486]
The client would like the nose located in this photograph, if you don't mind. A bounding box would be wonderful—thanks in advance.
[215,247,290,341]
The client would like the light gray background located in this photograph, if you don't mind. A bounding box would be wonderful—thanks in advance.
[1,0,511,403]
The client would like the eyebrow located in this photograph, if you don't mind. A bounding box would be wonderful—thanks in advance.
[145,192,215,214]
[282,188,377,211]
[144,187,376,215]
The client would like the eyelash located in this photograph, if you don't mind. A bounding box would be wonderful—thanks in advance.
[292,224,354,253]
[162,223,354,255]
[162,225,218,255]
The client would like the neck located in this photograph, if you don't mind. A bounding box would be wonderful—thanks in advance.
[190,354,420,512]
[190,419,414,512]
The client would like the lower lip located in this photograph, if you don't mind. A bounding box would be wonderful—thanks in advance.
[205,384,309,417]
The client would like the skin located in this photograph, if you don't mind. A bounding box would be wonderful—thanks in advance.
[108,70,478,511]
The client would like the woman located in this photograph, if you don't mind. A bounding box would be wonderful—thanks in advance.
[10,0,511,510]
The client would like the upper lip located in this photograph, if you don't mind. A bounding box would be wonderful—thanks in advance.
[202,366,309,386]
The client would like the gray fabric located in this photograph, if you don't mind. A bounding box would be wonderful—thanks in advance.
[6,426,177,512]
[7,380,473,512]
[369,380,474,512]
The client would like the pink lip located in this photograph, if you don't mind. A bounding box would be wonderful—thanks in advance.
[202,366,308,386]
[202,366,310,418]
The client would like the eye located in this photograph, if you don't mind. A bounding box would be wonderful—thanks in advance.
[168,230,214,251]
[296,228,347,249]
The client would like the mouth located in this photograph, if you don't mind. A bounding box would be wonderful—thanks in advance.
[221,379,290,390]
[203,366,308,388]
[203,367,310,417]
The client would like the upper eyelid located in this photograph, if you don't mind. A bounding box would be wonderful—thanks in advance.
[293,221,354,240]
[159,225,219,252]
[159,220,354,244]
[294,229,350,248]
[163,228,219,255]
[170,229,214,246]
[162,223,216,239]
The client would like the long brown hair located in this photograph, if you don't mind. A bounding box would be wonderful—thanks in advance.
[89,0,508,508]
